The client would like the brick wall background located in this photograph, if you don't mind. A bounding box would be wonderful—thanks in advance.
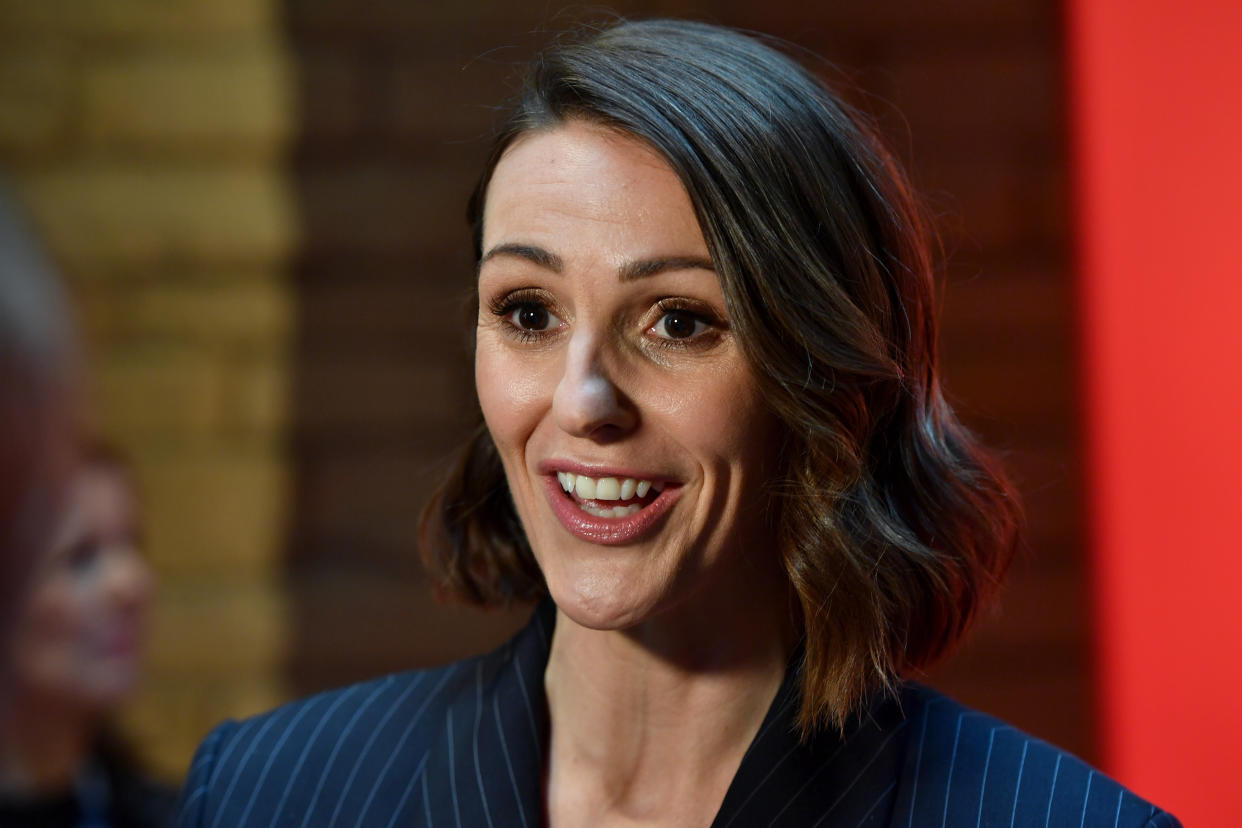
[0,0,1082,780]
[0,0,297,775]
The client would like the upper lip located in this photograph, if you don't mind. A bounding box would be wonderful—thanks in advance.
[535,458,679,484]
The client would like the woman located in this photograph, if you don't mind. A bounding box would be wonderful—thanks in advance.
[0,181,78,685]
[0,446,174,827]
[177,19,1178,827]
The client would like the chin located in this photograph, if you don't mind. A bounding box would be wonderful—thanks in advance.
[77,666,142,710]
[544,567,663,632]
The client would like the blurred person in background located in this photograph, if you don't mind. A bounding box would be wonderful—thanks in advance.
[0,444,176,827]
[0,181,78,695]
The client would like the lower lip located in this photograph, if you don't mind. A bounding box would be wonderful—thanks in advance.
[542,475,681,545]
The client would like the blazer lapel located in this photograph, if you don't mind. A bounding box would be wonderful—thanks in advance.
[711,657,911,827]
[419,600,553,828]
[418,606,911,828]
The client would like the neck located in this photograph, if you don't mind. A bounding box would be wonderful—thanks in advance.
[0,690,95,795]
[544,564,796,826]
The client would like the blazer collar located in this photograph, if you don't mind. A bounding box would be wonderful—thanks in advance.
[711,656,909,826]
[424,601,908,827]
[420,599,553,828]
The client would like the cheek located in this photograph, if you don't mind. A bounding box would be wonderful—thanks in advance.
[23,584,85,641]
[475,338,553,459]
[651,362,776,466]
[14,584,88,677]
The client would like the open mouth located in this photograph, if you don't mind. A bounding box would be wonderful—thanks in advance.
[554,472,664,518]
[541,468,682,545]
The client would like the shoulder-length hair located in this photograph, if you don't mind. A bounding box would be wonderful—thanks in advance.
[422,18,1021,734]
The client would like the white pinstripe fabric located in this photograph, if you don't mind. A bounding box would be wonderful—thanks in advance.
[175,601,1180,828]
[352,665,460,827]
[974,727,997,828]
[295,676,393,828]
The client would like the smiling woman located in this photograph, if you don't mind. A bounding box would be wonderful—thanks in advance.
[472,123,785,646]
[176,18,1179,828]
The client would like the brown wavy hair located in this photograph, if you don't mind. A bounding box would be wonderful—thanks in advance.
[421,18,1022,733]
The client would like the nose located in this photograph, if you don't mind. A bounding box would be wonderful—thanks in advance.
[103,543,154,614]
[553,330,637,440]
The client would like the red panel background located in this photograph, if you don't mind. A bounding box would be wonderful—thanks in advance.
[1069,0,1242,823]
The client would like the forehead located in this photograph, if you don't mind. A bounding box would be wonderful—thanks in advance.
[50,465,133,535]
[481,122,707,256]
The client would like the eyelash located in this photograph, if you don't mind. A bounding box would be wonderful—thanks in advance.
[486,291,721,350]
[487,289,559,344]
[649,299,718,348]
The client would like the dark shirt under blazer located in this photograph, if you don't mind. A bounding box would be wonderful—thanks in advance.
[176,601,1179,827]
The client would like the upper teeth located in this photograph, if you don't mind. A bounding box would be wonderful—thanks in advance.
[557,472,658,501]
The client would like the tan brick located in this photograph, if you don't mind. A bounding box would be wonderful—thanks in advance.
[92,344,227,437]
[133,445,289,579]
[77,278,294,345]
[0,0,277,39]
[144,577,288,674]
[122,672,288,779]
[0,42,75,158]
[91,343,291,438]
[17,163,298,271]
[119,577,291,777]
[219,350,291,433]
[82,39,294,156]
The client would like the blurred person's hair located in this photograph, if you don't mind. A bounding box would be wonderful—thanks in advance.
[0,180,77,674]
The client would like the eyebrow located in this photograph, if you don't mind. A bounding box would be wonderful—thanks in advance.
[479,243,714,281]
[617,255,715,282]
[479,243,563,272]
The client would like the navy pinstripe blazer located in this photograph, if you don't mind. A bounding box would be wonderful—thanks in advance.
[176,601,1179,827]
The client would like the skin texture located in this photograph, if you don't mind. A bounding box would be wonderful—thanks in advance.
[0,464,152,793]
[475,121,795,826]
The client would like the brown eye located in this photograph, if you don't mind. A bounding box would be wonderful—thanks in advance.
[66,540,102,576]
[657,309,706,340]
[509,304,558,331]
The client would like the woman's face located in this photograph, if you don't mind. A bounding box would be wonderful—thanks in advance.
[476,121,781,631]
[11,463,153,711]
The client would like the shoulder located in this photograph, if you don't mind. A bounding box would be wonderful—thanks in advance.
[174,658,478,828]
[889,684,1180,828]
